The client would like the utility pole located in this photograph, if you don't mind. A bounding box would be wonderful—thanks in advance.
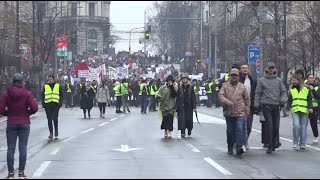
[200,1,203,66]
[32,1,36,78]
[144,10,147,58]
[208,1,212,79]
[16,1,20,73]
[214,33,217,79]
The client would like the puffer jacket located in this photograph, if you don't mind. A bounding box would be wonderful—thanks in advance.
[219,81,250,117]
[0,84,38,124]
[96,85,110,103]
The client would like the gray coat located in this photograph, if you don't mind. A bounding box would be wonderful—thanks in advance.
[254,72,288,108]
[96,85,110,103]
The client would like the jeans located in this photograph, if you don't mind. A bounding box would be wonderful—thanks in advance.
[122,95,130,113]
[116,96,122,111]
[6,124,30,172]
[292,111,309,145]
[226,116,245,152]
[140,95,148,113]
[262,104,280,149]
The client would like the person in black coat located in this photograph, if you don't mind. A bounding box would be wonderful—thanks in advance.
[176,73,196,139]
[80,81,95,118]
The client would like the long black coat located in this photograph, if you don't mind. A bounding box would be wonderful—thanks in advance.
[80,85,95,110]
[176,84,196,131]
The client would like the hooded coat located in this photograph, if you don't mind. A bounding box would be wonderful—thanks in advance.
[0,85,38,124]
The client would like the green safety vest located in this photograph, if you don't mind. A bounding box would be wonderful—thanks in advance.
[139,84,148,95]
[114,84,121,97]
[225,74,229,81]
[44,83,60,103]
[194,85,199,95]
[121,82,129,95]
[67,83,71,93]
[312,86,319,107]
[91,85,96,93]
[206,82,213,94]
[290,86,309,114]
[149,85,157,96]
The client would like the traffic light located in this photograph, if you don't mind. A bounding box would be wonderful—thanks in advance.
[197,59,200,63]
[145,30,150,40]
[139,39,142,44]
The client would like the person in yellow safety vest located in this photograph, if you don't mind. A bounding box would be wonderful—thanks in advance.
[192,79,200,106]
[306,74,320,143]
[287,75,313,149]
[120,78,130,113]
[205,78,213,108]
[42,75,63,139]
[91,80,98,107]
[139,79,149,114]
[148,80,158,112]
[114,81,123,113]
[64,80,73,108]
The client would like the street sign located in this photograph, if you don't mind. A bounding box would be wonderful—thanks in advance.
[248,44,260,64]
[57,49,68,57]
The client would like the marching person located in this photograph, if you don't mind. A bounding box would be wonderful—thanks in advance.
[120,78,130,113]
[254,62,288,154]
[114,81,123,113]
[219,68,250,156]
[239,63,257,150]
[42,75,63,139]
[139,79,149,114]
[305,74,320,143]
[286,75,313,149]
[156,75,178,138]
[176,73,196,138]
[148,80,158,112]
[192,79,200,106]
[80,81,95,118]
[96,79,110,118]
[205,78,213,108]
[0,73,38,179]
[64,79,73,108]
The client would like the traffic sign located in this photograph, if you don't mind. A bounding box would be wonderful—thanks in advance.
[57,48,68,57]
[248,44,260,64]
[206,58,211,64]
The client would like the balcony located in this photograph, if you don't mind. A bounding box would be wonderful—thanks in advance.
[63,16,110,23]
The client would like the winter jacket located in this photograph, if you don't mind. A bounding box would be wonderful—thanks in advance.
[0,84,38,124]
[239,74,257,110]
[254,72,288,107]
[96,84,110,103]
[156,83,178,116]
[219,81,250,117]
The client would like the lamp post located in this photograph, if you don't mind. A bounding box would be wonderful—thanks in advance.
[128,27,144,54]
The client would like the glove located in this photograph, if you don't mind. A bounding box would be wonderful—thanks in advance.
[253,107,260,115]
[280,102,285,108]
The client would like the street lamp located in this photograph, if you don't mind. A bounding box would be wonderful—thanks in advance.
[128,27,144,54]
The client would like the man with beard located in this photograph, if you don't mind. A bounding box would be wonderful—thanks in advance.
[176,73,196,139]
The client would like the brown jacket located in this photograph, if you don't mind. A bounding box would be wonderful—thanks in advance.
[219,81,250,117]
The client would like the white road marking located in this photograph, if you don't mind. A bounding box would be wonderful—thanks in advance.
[98,122,109,127]
[81,128,95,134]
[110,118,117,121]
[112,144,142,152]
[0,147,7,151]
[50,147,61,155]
[203,157,232,175]
[185,143,201,152]
[120,114,125,117]
[62,136,76,143]
[32,161,51,178]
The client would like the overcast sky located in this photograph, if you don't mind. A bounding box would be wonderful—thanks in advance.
[110,1,155,54]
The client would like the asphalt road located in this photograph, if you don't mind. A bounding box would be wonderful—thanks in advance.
[0,105,319,179]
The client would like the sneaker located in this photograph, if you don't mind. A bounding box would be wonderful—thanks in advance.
[164,130,168,138]
[300,145,306,149]
[54,131,58,138]
[236,148,244,155]
[6,172,14,179]
[313,137,319,144]
[102,114,105,118]
[168,131,172,138]
[292,144,298,149]
[48,133,53,139]
[18,172,27,179]
[245,142,250,151]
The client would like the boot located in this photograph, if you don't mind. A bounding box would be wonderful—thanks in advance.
[84,113,86,119]
[88,112,91,118]
[48,132,53,139]
[54,128,58,138]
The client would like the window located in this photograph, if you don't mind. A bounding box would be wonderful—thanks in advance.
[88,30,97,39]
[89,3,95,17]
[71,3,77,17]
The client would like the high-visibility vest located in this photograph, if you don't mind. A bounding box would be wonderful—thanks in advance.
[206,82,213,94]
[121,82,129,95]
[114,84,121,97]
[225,74,229,81]
[194,85,199,95]
[312,86,319,107]
[91,85,96,93]
[80,84,83,88]
[67,83,71,93]
[44,83,60,103]
[139,84,148,95]
[150,85,157,95]
[290,86,309,114]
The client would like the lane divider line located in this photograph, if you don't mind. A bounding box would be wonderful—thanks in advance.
[32,161,51,178]
[185,143,201,152]
[98,122,109,127]
[50,147,61,155]
[203,157,232,175]
[110,118,117,121]
[81,128,95,134]
[62,136,76,143]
